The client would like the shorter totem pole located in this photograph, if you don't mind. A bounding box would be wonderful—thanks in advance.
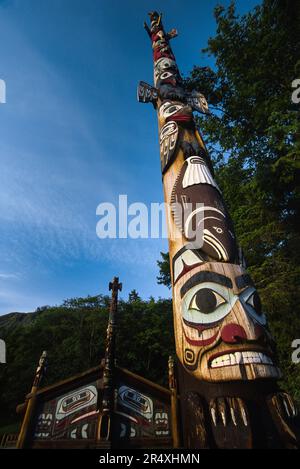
[16,351,48,449]
[138,11,299,448]
[97,277,122,445]
[168,356,180,447]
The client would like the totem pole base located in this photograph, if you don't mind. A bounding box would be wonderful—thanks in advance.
[177,361,300,449]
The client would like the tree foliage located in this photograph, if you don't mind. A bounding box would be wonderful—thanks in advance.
[0,296,174,428]
[156,252,171,289]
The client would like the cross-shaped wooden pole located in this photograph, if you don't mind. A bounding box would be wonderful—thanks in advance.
[97,277,122,445]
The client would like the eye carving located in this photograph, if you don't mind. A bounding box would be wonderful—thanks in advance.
[246,291,262,315]
[161,59,173,69]
[239,287,267,325]
[160,102,183,119]
[182,284,233,325]
[167,105,178,114]
[160,71,174,80]
[189,288,226,314]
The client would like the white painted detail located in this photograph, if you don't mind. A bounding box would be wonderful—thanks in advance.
[182,157,220,191]
[210,351,273,368]
[81,424,88,439]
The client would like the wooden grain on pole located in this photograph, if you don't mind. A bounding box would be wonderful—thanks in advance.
[168,356,180,448]
[96,277,122,447]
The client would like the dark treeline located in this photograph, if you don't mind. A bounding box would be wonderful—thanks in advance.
[0,295,174,428]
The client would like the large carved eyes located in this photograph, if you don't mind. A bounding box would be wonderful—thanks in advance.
[182,284,232,325]
[165,105,181,116]
[154,58,177,80]
[240,287,267,325]
[160,71,174,80]
[182,283,268,327]
[159,58,175,70]
[189,288,226,314]
[159,102,183,119]
[246,291,262,314]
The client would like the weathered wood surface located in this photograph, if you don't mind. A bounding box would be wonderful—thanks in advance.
[97,277,122,443]
[16,351,47,449]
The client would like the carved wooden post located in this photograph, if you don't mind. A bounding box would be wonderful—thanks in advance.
[97,277,122,444]
[138,11,299,448]
[16,351,47,449]
[168,356,180,448]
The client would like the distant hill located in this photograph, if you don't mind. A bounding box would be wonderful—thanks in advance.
[0,312,38,331]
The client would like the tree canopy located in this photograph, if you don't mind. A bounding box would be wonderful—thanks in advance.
[0,296,174,428]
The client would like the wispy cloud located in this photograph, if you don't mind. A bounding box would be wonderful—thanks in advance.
[0,273,19,280]
[0,12,142,271]
[0,3,170,314]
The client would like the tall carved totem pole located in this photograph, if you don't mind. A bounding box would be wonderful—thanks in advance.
[138,12,299,448]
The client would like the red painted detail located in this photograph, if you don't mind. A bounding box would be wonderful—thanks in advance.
[221,323,247,343]
[161,78,178,86]
[166,113,192,123]
[174,260,203,285]
[183,319,211,333]
[151,32,163,42]
[153,49,175,61]
[183,328,219,347]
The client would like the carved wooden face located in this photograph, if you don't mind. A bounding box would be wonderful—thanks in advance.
[173,260,281,382]
[154,58,178,85]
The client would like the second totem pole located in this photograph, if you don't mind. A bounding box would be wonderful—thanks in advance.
[138,11,299,448]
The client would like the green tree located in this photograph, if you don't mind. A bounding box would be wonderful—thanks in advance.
[157,252,171,288]
[128,289,141,303]
[0,295,175,429]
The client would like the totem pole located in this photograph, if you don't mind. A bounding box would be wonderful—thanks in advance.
[138,11,299,448]
[17,351,48,449]
[97,277,122,444]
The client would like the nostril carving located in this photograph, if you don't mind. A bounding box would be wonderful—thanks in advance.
[221,323,247,343]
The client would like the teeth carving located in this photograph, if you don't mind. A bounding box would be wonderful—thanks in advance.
[209,397,248,428]
[235,352,242,364]
[210,351,273,368]
[230,406,237,426]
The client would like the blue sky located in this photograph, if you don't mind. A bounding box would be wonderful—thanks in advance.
[0,0,260,314]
